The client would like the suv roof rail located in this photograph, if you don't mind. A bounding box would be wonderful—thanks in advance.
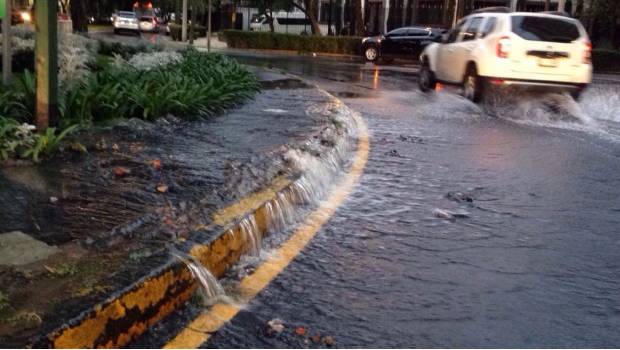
[471,6,512,14]
[540,11,572,17]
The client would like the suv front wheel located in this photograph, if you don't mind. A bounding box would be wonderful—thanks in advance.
[419,62,437,92]
[364,46,379,62]
[463,65,484,103]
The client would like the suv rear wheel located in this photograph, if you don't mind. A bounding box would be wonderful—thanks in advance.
[463,65,484,103]
[364,46,379,62]
[419,62,437,92]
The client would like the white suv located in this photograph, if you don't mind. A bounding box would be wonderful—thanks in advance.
[419,8,593,102]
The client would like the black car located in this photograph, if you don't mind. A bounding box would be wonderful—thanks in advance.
[361,26,444,63]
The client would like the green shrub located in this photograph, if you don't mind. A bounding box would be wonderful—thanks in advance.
[592,49,620,72]
[169,23,208,41]
[60,50,259,125]
[0,116,77,162]
[221,30,362,55]
[0,50,258,161]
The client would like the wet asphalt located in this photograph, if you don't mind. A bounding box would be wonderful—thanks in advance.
[198,53,620,348]
[103,32,620,347]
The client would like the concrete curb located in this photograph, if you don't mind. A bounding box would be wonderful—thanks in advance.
[30,85,357,348]
[35,175,299,348]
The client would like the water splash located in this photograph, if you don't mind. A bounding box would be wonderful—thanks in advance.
[238,216,261,256]
[172,251,228,305]
[481,88,620,142]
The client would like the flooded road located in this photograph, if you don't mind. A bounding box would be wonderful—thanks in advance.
[193,53,620,348]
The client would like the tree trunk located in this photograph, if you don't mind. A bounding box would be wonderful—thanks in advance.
[268,9,275,32]
[189,3,196,44]
[293,0,322,35]
[410,0,418,25]
[354,0,364,36]
[306,0,321,35]
[70,0,89,32]
[176,0,182,24]
[231,0,238,29]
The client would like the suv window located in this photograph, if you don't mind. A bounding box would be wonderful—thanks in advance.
[511,16,580,43]
[408,28,430,36]
[480,17,497,38]
[462,17,483,41]
[446,19,467,43]
[387,28,408,37]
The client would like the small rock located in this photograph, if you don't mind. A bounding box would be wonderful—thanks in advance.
[112,166,131,177]
[323,336,335,346]
[49,196,58,204]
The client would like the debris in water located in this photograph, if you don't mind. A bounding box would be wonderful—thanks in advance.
[112,166,131,177]
[433,208,470,220]
[295,326,307,336]
[156,184,169,193]
[310,334,322,343]
[266,318,285,335]
[387,149,401,157]
[112,143,120,152]
[398,135,425,144]
[148,159,162,170]
[49,196,58,204]
[323,336,335,346]
[446,191,474,203]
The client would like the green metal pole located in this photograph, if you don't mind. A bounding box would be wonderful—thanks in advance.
[2,0,12,86]
[35,0,58,131]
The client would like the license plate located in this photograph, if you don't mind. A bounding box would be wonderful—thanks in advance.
[538,58,557,67]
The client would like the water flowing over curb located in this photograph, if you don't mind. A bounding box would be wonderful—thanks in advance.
[34,92,367,349]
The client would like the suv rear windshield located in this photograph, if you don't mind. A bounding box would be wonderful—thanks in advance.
[511,16,580,43]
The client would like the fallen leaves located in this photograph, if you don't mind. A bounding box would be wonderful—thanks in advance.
[147,159,162,170]
[112,166,131,177]
[295,326,307,336]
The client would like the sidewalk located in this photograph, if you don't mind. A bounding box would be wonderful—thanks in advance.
[0,68,354,347]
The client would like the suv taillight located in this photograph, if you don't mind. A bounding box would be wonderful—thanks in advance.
[584,42,592,64]
[496,36,511,59]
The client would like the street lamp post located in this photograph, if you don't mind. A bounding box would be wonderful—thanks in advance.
[182,0,188,42]
[207,0,212,52]
[35,0,59,131]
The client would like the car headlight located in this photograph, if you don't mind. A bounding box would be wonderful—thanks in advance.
[20,12,31,23]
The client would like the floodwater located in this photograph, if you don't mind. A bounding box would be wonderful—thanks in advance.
[198,54,620,348]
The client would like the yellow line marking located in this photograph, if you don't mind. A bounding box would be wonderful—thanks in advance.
[164,110,370,349]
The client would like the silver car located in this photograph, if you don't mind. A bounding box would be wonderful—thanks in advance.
[113,11,139,35]
[139,15,158,32]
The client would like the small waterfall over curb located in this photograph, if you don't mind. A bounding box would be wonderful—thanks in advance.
[177,95,362,299]
[238,216,261,256]
[172,252,228,305]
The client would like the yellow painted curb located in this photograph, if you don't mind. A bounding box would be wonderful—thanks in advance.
[164,107,370,349]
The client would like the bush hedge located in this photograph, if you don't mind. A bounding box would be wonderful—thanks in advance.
[592,49,620,72]
[169,23,208,41]
[222,30,362,55]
